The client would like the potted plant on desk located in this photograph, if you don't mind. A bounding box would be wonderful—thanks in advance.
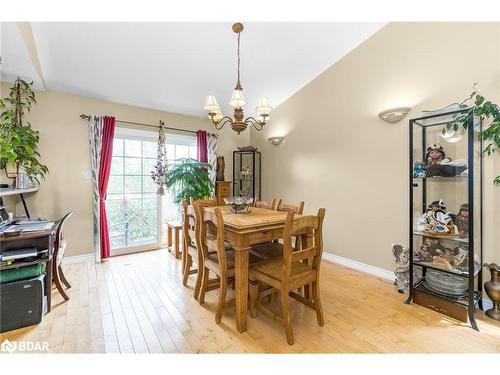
[0,78,48,188]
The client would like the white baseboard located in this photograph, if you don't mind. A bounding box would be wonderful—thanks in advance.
[322,252,395,281]
[322,252,494,311]
[62,253,94,265]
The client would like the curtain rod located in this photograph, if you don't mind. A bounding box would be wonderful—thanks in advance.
[79,114,217,136]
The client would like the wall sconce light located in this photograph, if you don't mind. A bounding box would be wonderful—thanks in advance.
[268,136,284,145]
[378,107,411,123]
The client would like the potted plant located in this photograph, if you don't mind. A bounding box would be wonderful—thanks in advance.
[0,78,48,187]
[165,158,214,204]
[445,84,500,184]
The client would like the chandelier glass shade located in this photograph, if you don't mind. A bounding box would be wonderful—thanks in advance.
[203,23,273,134]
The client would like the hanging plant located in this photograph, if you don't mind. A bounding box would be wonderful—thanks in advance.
[150,120,167,195]
[0,77,48,184]
[444,84,500,185]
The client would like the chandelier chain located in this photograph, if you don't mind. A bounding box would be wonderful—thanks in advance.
[236,31,241,87]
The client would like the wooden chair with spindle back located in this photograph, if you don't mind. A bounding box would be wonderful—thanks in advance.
[249,208,326,345]
[181,198,217,301]
[196,205,262,325]
[52,212,73,301]
[254,198,277,210]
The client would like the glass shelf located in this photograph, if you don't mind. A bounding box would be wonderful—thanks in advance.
[412,231,469,244]
[412,259,480,278]
[413,176,468,181]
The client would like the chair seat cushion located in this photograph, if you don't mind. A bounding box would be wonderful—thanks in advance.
[250,242,284,260]
[250,258,312,282]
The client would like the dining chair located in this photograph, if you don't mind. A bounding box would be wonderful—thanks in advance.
[276,200,305,214]
[254,198,277,210]
[251,200,306,260]
[196,205,262,325]
[249,208,326,345]
[52,212,73,301]
[181,198,216,300]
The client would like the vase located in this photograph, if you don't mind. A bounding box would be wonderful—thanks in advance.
[15,173,29,189]
[483,263,500,321]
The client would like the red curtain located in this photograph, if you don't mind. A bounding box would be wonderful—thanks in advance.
[98,116,116,259]
[196,130,208,163]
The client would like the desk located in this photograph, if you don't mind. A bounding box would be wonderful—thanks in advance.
[0,186,39,218]
[0,223,55,313]
[204,206,302,333]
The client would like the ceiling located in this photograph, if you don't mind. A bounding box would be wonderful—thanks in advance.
[1,22,385,117]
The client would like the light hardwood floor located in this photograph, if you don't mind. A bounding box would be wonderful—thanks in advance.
[1,248,500,353]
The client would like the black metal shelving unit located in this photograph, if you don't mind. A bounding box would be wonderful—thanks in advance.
[405,107,483,331]
[232,150,261,200]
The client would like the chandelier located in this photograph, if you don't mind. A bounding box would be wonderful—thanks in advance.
[203,23,273,134]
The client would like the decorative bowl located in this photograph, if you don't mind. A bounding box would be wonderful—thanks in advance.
[424,268,469,297]
[224,196,254,214]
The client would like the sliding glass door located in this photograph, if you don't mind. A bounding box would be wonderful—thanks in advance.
[106,128,197,255]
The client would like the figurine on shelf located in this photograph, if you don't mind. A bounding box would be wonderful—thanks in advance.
[240,166,253,179]
[432,256,454,271]
[416,199,458,236]
[413,162,426,178]
[416,238,445,263]
[416,236,470,273]
[426,144,449,166]
[424,144,467,177]
[455,203,469,237]
[432,245,469,272]
[450,246,468,270]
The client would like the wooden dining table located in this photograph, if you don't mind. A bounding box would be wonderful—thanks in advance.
[204,205,302,333]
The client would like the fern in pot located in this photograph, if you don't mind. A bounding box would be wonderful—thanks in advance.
[165,158,214,205]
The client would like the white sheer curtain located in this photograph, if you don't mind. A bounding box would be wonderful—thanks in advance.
[207,133,218,197]
[87,115,103,263]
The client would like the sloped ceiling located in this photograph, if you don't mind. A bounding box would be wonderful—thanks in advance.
[1,22,385,116]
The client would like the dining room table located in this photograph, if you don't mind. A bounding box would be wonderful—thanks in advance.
[204,205,307,333]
